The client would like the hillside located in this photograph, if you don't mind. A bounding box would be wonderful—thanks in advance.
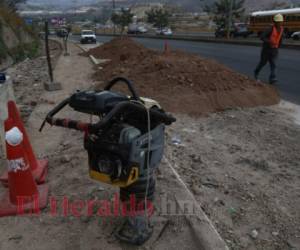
[24,0,300,12]
[244,0,300,11]
[0,8,38,70]
[155,0,300,12]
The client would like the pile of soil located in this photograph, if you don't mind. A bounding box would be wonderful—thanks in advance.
[87,37,280,116]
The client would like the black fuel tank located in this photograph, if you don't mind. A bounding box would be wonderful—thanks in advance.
[69,90,129,115]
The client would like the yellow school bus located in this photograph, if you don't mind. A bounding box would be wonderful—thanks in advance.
[249,8,300,37]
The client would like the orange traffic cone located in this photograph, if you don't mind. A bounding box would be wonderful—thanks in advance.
[0,119,48,217]
[164,41,170,54]
[0,101,48,186]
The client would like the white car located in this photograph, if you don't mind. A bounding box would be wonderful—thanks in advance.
[80,30,97,44]
[127,25,148,34]
[156,28,173,36]
[291,31,300,40]
[137,26,148,34]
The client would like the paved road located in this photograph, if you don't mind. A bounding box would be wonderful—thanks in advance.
[72,35,300,105]
[171,32,215,37]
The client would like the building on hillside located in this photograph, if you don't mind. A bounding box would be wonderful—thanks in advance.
[169,12,213,32]
[130,3,164,21]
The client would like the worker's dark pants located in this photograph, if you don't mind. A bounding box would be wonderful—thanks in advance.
[255,48,278,81]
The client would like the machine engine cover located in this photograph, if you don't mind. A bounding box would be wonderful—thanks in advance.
[85,124,165,187]
[69,90,129,115]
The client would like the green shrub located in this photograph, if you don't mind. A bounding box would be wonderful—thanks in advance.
[0,8,41,64]
[8,41,40,62]
[24,40,40,58]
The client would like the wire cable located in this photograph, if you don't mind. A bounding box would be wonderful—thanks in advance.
[131,100,151,220]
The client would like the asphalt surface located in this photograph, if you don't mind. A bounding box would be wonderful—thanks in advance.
[72,35,300,105]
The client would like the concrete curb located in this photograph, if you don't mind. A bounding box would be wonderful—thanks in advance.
[72,42,84,50]
[72,42,97,64]
[163,157,229,250]
[48,38,63,52]
[75,43,89,52]
[90,33,300,50]
[89,55,99,65]
[72,42,109,66]
[273,101,300,126]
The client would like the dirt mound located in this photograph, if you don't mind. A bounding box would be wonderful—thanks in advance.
[86,36,152,62]
[88,37,280,116]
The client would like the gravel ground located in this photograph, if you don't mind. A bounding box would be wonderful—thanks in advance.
[165,106,300,250]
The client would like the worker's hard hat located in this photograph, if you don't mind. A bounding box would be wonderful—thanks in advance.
[273,14,284,22]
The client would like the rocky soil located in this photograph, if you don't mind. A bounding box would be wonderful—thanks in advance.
[165,107,300,250]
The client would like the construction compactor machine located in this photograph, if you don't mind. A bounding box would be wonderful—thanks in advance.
[40,77,176,245]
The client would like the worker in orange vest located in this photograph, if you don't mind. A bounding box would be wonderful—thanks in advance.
[254,14,284,84]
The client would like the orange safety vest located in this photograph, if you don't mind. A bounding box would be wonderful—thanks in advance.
[270,26,283,49]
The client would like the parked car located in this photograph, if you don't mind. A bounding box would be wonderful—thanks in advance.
[215,26,233,38]
[215,23,250,38]
[291,31,300,40]
[49,29,56,35]
[38,31,45,39]
[80,30,97,44]
[156,28,173,36]
[56,29,68,38]
[127,25,148,34]
[137,26,148,34]
[234,23,251,37]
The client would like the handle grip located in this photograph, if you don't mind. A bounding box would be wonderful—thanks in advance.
[46,117,91,132]
[40,78,176,133]
[104,77,140,101]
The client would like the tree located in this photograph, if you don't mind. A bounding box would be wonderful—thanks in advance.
[199,0,219,13]
[267,1,290,10]
[146,8,170,29]
[111,8,133,34]
[209,0,245,36]
[97,6,113,24]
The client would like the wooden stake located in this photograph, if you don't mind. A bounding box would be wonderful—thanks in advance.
[45,21,53,82]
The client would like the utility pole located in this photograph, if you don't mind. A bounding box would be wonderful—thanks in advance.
[113,0,116,35]
[227,0,233,39]
[44,21,53,83]
[44,21,62,91]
